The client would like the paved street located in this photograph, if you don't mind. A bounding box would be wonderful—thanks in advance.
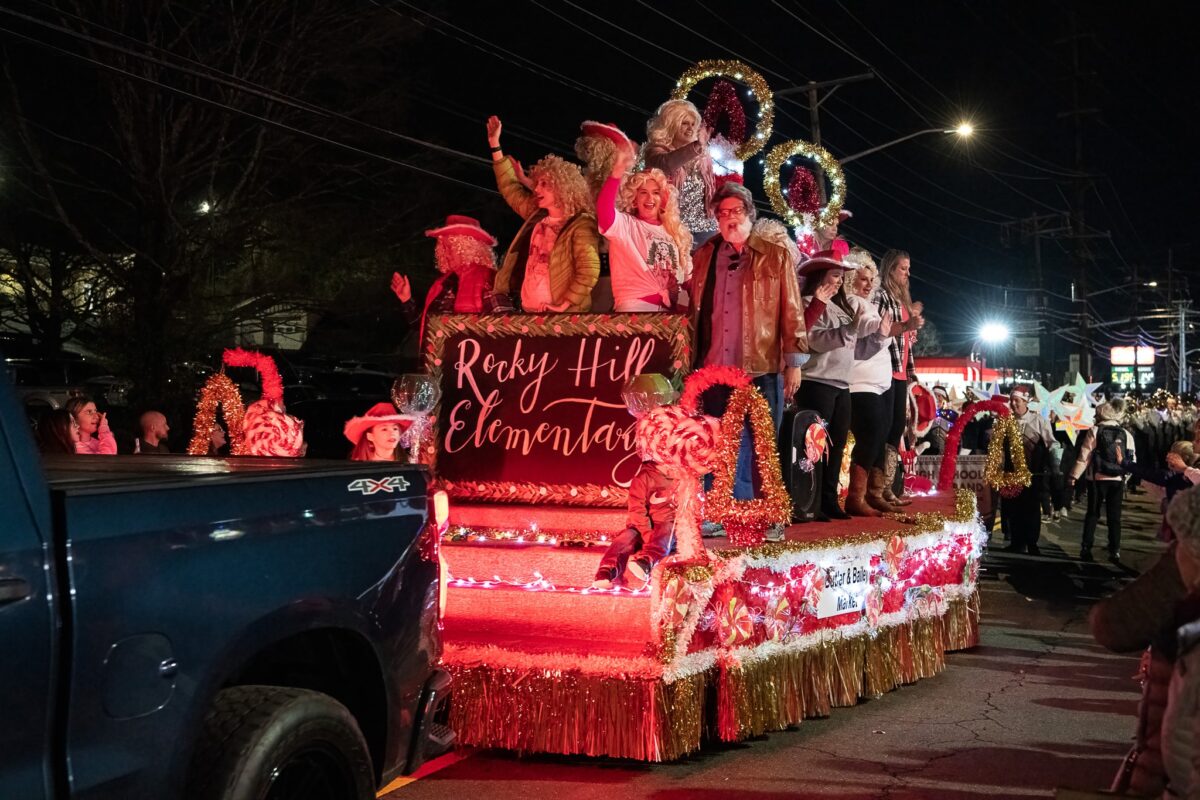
[383,491,1165,799]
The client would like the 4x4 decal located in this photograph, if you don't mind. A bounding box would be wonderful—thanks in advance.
[347,476,411,495]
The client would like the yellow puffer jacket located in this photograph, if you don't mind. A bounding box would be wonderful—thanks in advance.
[492,158,600,312]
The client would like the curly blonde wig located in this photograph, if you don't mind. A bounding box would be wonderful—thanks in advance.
[844,248,879,299]
[617,169,692,259]
[643,99,702,153]
[574,134,619,197]
[529,154,593,219]
[434,235,496,275]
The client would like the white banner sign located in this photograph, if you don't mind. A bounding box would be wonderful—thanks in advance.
[816,557,873,619]
[913,454,993,516]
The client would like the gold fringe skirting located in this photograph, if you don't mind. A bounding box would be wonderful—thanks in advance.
[447,590,980,760]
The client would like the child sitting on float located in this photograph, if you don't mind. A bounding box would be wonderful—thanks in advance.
[591,374,679,590]
[344,402,416,462]
[598,128,693,313]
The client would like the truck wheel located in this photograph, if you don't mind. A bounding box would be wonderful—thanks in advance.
[187,685,375,800]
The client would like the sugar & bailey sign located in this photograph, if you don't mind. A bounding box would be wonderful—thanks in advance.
[424,314,691,507]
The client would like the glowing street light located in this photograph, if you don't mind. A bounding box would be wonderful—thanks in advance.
[979,322,1010,344]
[955,121,974,138]
[841,122,975,164]
[197,200,212,215]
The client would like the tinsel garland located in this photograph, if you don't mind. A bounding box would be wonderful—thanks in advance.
[701,79,748,146]
[187,372,246,455]
[707,385,792,546]
[786,166,821,216]
[762,139,846,229]
[937,399,1011,491]
[984,414,1033,497]
[671,59,773,161]
[679,363,751,415]
[222,347,283,404]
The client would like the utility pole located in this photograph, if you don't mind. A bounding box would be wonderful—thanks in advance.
[1002,211,1072,381]
[1179,300,1191,395]
[777,71,874,202]
[1057,11,1100,381]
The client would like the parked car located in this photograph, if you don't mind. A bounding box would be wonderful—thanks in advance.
[0,369,454,799]
[4,355,132,409]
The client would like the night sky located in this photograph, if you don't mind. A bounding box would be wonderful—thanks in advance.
[4,1,1197,375]
[385,0,1198,363]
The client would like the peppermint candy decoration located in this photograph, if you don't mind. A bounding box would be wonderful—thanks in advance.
[243,399,305,457]
[661,575,693,628]
[884,535,907,578]
[802,570,825,613]
[865,585,884,628]
[764,593,792,642]
[717,594,753,647]
[636,406,721,475]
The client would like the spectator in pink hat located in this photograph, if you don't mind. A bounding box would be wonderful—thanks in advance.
[344,402,416,462]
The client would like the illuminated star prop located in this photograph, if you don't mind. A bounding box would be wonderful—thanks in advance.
[1054,404,1095,444]
[1070,374,1103,408]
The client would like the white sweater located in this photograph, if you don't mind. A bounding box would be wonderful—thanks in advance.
[803,294,884,390]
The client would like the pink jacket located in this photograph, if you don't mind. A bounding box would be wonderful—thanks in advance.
[76,419,118,455]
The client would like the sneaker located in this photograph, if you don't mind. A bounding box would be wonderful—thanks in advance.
[1079,549,1094,562]
[1041,514,1053,524]
[590,578,614,590]
[1051,512,1061,522]
[1108,551,1121,563]
[625,557,652,584]
[765,523,786,542]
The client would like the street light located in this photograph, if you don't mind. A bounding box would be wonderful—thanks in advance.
[840,122,974,164]
[979,322,1011,344]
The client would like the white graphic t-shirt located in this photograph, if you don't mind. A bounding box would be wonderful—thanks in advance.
[602,212,688,312]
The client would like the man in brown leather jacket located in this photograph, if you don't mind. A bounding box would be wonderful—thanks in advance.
[690,181,808,499]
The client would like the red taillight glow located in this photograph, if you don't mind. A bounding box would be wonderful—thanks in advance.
[433,490,450,534]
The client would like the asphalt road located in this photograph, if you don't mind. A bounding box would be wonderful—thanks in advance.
[383,490,1165,799]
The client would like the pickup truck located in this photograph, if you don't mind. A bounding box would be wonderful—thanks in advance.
[0,370,453,799]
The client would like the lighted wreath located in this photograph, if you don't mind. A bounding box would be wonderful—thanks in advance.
[937,398,1010,491]
[672,59,774,160]
[187,373,247,455]
[984,414,1033,498]
[763,139,846,229]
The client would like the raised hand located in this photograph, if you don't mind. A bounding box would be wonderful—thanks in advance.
[611,143,635,178]
[391,272,412,303]
[486,115,503,148]
[879,310,895,337]
[911,300,924,316]
[814,282,837,304]
[698,124,711,147]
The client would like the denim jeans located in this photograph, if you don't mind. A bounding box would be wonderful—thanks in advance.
[704,373,785,500]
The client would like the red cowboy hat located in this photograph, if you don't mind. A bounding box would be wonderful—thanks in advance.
[579,120,635,153]
[797,248,860,277]
[343,402,417,445]
[424,215,497,247]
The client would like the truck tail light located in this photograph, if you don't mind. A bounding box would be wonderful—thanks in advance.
[432,491,450,620]
[433,490,450,535]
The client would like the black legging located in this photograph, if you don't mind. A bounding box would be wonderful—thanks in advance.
[795,380,850,505]
[850,389,891,469]
[885,377,907,461]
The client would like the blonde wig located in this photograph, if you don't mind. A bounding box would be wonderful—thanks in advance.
[617,168,692,259]
[434,235,497,275]
[574,134,620,197]
[643,99,702,152]
[844,248,879,298]
[529,154,593,219]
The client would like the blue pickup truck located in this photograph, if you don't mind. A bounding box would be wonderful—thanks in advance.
[0,372,452,799]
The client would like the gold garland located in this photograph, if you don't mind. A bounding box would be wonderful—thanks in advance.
[187,372,246,455]
[984,415,1033,496]
[439,479,627,507]
[671,60,774,161]
[706,385,792,546]
[763,139,847,229]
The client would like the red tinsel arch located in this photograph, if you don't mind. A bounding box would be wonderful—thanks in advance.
[222,347,284,405]
[786,166,821,216]
[937,399,1010,491]
[680,364,752,415]
[702,80,747,146]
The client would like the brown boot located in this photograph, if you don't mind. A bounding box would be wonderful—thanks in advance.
[845,464,882,517]
[883,445,913,506]
[867,467,901,513]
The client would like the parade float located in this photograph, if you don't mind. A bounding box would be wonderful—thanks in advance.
[420,311,985,761]
[406,58,990,762]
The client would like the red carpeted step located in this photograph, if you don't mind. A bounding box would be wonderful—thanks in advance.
[443,582,653,648]
[442,540,613,588]
[448,503,626,534]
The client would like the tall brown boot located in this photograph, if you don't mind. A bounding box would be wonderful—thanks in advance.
[845,464,882,517]
[883,445,912,506]
[867,467,902,513]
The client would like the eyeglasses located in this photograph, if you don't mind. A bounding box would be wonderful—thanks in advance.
[716,206,747,220]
